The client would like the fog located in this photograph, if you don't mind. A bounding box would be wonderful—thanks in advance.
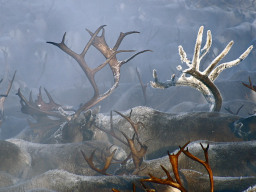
[2,1,256,191]
[1,0,256,115]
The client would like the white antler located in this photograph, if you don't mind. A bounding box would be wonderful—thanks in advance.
[151,26,253,112]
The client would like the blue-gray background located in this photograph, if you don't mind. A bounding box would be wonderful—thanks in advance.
[1,0,256,115]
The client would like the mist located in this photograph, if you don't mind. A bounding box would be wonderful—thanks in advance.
[1,1,256,191]
[0,0,255,114]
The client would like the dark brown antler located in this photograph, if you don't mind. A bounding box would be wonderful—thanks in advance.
[35,87,61,111]
[47,26,151,118]
[243,76,256,92]
[121,132,148,174]
[114,110,144,141]
[16,87,68,120]
[93,110,148,174]
[81,148,116,176]
[224,104,244,115]
[181,143,214,192]
[94,111,129,146]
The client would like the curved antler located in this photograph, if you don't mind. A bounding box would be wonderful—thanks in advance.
[47,25,151,118]
[151,26,253,112]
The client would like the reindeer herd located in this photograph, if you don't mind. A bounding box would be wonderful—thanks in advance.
[0,25,256,191]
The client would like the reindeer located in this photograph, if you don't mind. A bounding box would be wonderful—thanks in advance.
[16,26,150,143]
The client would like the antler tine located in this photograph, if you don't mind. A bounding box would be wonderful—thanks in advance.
[113,31,140,51]
[34,87,62,112]
[160,165,175,182]
[141,143,191,192]
[16,88,68,120]
[210,45,253,82]
[81,149,103,174]
[44,87,54,104]
[92,49,136,74]
[81,149,116,176]
[36,86,43,105]
[203,41,233,76]
[141,172,186,192]
[121,131,147,172]
[224,104,244,115]
[82,25,106,57]
[48,26,149,119]
[114,110,141,140]
[166,141,190,187]
[87,26,151,76]
[192,26,204,71]
[102,149,117,172]
[93,111,128,146]
[47,25,105,59]
[121,50,152,66]
[199,29,212,61]
[224,106,233,114]
[243,76,256,92]
[43,87,62,109]
[29,91,34,104]
[112,189,121,192]
[181,143,214,192]
[47,26,104,79]
[140,181,155,192]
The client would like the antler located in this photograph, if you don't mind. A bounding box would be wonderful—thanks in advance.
[92,110,148,174]
[151,26,253,112]
[121,132,148,174]
[141,141,189,192]
[94,111,129,146]
[16,87,69,121]
[35,87,62,111]
[81,148,117,176]
[224,104,244,115]
[141,142,214,192]
[181,143,214,192]
[114,110,144,141]
[242,76,256,92]
[47,25,151,118]
[0,71,16,120]
[112,183,155,192]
